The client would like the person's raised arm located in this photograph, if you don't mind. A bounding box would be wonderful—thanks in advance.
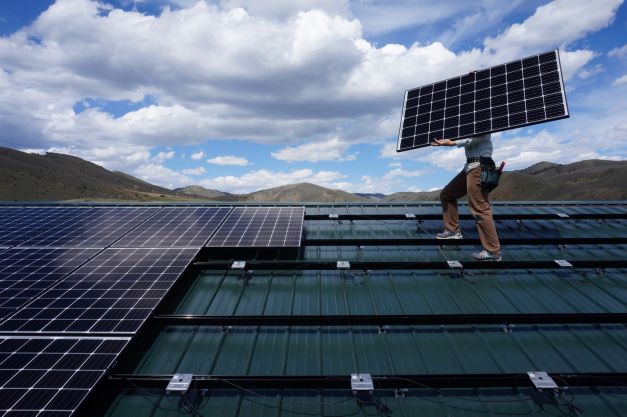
[432,138,456,146]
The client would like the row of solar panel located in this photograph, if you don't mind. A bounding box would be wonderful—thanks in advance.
[0,336,128,416]
[0,206,304,249]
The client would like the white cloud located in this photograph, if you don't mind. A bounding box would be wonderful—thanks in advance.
[484,0,622,56]
[578,64,604,79]
[612,74,627,86]
[182,166,206,175]
[190,150,206,160]
[218,0,350,20]
[197,168,347,193]
[153,150,175,163]
[206,155,249,166]
[133,163,191,189]
[271,137,356,162]
[608,44,627,58]
[0,0,623,178]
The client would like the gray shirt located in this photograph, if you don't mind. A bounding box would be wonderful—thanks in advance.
[456,133,492,172]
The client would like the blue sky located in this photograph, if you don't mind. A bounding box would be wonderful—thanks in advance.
[0,0,625,194]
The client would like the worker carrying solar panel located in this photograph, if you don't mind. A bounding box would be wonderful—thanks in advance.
[396,50,570,261]
[432,133,503,262]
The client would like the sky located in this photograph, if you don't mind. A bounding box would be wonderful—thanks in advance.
[0,0,626,194]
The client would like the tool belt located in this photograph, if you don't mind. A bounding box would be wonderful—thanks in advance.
[467,157,501,192]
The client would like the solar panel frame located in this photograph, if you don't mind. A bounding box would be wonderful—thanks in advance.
[0,248,100,321]
[396,49,569,152]
[0,207,159,248]
[112,207,232,248]
[206,207,304,248]
[0,335,129,416]
[0,248,197,334]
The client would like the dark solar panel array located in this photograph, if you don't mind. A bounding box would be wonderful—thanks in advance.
[397,49,569,151]
[0,248,99,321]
[0,207,157,248]
[0,248,197,334]
[206,207,304,247]
[0,336,128,417]
[112,207,231,248]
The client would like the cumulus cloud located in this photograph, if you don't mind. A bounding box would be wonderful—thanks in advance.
[206,155,250,166]
[608,44,627,58]
[0,0,624,181]
[271,137,357,162]
[182,166,206,175]
[153,150,175,163]
[578,64,605,79]
[613,74,627,86]
[197,168,347,193]
[190,150,206,160]
[133,163,191,189]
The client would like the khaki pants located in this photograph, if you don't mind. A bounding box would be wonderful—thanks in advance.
[440,167,501,254]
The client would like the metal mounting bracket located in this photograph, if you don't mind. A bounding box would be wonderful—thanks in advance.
[351,373,374,393]
[527,371,558,390]
[447,260,463,269]
[166,373,193,394]
[337,261,351,270]
[231,261,246,270]
[554,259,573,268]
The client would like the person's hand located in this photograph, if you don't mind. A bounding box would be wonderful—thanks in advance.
[432,138,456,147]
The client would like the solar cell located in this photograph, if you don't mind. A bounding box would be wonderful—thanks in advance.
[0,248,100,321]
[0,336,128,416]
[0,248,197,334]
[0,207,158,248]
[112,207,231,248]
[397,50,569,151]
[206,207,304,247]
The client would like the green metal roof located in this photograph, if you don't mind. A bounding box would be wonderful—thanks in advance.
[98,202,627,417]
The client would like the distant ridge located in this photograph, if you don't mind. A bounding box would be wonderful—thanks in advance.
[1,146,625,201]
[0,147,192,201]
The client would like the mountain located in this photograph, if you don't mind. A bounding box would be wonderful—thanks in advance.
[0,147,194,201]
[491,159,627,200]
[379,159,627,201]
[174,185,234,199]
[1,146,626,202]
[244,182,367,202]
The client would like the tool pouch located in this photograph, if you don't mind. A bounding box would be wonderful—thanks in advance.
[479,158,501,192]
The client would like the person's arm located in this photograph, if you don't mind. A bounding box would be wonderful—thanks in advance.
[433,138,469,147]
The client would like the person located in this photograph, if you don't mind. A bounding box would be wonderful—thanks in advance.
[432,133,501,261]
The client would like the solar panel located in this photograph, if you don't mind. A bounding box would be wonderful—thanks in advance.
[397,49,569,151]
[0,248,100,321]
[0,248,197,334]
[206,207,304,247]
[112,207,231,248]
[0,207,158,248]
[0,336,128,416]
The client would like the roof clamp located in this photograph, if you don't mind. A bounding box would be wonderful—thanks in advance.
[377,325,390,334]
[527,371,559,394]
[351,373,374,395]
[231,261,253,281]
[231,261,246,270]
[501,324,515,333]
[222,325,232,334]
[554,259,573,268]
[405,213,416,219]
[556,212,570,219]
[394,388,409,398]
[329,213,342,224]
[337,261,351,270]
[166,373,193,394]
[447,260,464,277]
